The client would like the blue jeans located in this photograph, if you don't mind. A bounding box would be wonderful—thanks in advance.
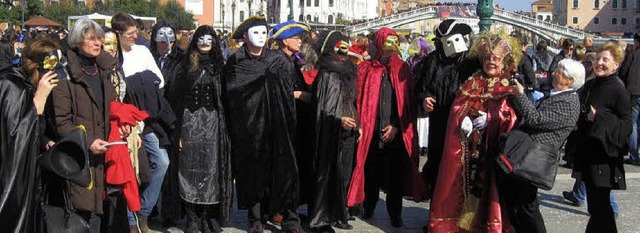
[571,179,619,214]
[128,132,170,225]
[628,95,640,162]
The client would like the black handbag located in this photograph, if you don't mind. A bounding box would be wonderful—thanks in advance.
[41,182,90,233]
[496,129,561,190]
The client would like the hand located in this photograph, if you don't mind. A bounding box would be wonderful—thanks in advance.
[179,139,183,151]
[461,116,473,137]
[423,97,436,112]
[512,79,524,94]
[358,128,363,142]
[341,117,357,130]
[380,125,398,143]
[45,140,55,150]
[472,111,488,129]
[33,71,59,114]
[89,139,108,155]
[586,105,596,122]
[294,91,312,103]
[119,124,132,138]
[136,133,142,149]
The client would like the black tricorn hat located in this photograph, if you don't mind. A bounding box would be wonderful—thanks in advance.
[231,16,269,39]
[38,126,92,188]
[434,19,472,39]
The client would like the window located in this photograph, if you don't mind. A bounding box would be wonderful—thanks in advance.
[613,0,618,8]
[612,17,618,24]
[594,17,600,24]
[636,17,640,26]
[538,15,543,20]
[306,0,310,7]
[329,0,334,7]
[314,0,319,7]
[306,15,311,22]
[595,0,600,8]
[573,0,579,8]
[573,17,578,24]
[623,0,628,8]
[240,11,245,21]
[622,18,627,24]
[299,0,303,6]
[299,15,304,21]
[328,15,334,24]
[314,15,319,22]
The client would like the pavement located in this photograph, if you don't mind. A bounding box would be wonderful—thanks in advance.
[149,158,640,233]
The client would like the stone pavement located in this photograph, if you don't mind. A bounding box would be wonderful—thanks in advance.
[149,161,640,233]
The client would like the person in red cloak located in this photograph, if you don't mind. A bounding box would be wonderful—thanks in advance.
[348,27,427,228]
[427,31,523,232]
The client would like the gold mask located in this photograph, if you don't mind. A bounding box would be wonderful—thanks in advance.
[383,35,400,53]
[42,54,59,70]
[334,40,351,55]
[102,32,119,55]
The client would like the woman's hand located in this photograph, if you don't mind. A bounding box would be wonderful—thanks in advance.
[89,138,108,155]
[45,140,55,150]
[119,124,132,138]
[341,117,357,130]
[294,91,312,103]
[512,79,524,95]
[33,71,58,114]
[586,105,597,122]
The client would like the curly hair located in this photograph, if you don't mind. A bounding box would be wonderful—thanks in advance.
[597,41,625,64]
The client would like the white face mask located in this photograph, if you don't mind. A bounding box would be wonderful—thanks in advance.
[441,33,469,57]
[246,25,268,48]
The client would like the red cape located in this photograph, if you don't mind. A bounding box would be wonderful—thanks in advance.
[428,72,518,232]
[347,27,427,207]
[105,101,148,212]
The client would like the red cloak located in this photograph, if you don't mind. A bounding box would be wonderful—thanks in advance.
[347,27,427,207]
[428,72,518,232]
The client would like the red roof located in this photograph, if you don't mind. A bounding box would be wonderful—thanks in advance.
[24,16,61,27]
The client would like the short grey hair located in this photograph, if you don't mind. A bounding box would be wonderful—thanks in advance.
[557,58,585,90]
[68,18,105,50]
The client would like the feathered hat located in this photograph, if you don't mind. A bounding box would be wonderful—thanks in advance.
[467,30,523,73]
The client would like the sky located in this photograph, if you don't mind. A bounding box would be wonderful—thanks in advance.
[450,0,532,12]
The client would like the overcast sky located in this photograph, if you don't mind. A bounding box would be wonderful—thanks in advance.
[448,0,532,12]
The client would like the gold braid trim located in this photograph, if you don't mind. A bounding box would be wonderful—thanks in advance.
[457,195,479,230]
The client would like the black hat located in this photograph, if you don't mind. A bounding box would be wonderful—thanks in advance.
[315,30,349,55]
[435,19,472,39]
[38,126,92,188]
[231,16,269,39]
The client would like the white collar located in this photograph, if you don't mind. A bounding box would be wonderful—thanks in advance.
[550,88,574,96]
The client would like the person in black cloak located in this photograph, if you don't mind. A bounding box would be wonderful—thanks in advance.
[223,16,303,233]
[148,19,187,226]
[414,19,479,196]
[168,25,233,233]
[0,37,59,232]
[309,30,359,233]
[269,20,314,209]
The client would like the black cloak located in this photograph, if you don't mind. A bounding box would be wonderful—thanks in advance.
[223,45,299,213]
[0,65,40,233]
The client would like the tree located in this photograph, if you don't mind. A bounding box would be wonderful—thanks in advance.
[0,6,21,25]
[24,0,42,19]
[161,0,195,30]
[42,1,85,27]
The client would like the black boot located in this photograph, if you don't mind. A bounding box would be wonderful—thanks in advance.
[185,203,199,233]
[200,205,216,233]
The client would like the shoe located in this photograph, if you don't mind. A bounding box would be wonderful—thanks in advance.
[624,158,640,166]
[390,216,403,228]
[361,208,374,220]
[347,215,356,221]
[334,221,353,230]
[249,222,264,233]
[562,191,583,207]
[139,216,149,233]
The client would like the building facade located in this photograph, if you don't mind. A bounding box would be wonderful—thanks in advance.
[266,0,376,25]
[532,0,553,22]
[554,0,639,36]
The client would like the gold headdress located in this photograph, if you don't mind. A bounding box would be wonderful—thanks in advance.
[468,30,523,73]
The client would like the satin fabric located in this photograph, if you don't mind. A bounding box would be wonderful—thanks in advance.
[428,72,518,232]
[347,27,427,207]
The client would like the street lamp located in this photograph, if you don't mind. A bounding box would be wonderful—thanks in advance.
[221,3,225,30]
[232,1,236,31]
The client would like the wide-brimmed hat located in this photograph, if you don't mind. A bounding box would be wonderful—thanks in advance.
[231,16,269,39]
[269,20,310,40]
[38,126,92,188]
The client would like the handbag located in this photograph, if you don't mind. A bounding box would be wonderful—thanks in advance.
[41,181,90,233]
[496,129,561,190]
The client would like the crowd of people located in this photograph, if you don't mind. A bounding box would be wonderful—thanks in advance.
[0,12,638,233]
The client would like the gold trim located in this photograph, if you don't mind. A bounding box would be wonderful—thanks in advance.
[270,23,310,39]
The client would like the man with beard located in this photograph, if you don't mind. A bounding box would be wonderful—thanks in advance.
[223,16,303,233]
[348,27,427,228]
[269,20,313,208]
[415,19,478,196]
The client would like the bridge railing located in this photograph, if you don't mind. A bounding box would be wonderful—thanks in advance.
[493,8,587,39]
[349,6,438,33]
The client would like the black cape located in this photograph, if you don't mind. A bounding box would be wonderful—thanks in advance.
[223,46,299,213]
[0,66,40,232]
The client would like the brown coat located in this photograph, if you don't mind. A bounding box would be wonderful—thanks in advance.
[52,49,117,214]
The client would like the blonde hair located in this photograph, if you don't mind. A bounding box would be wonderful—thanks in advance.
[598,42,625,64]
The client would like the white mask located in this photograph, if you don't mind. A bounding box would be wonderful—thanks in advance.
[246,25,268,48]
[440,33,469,57]
[197,35,213,46]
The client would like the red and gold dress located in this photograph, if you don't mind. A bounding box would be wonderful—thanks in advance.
[428,71,518,232]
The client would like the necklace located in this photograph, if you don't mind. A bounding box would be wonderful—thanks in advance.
[81,63,98,76]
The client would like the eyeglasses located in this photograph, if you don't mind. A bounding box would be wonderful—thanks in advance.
[119,29,139,38]
[83,35,102,43]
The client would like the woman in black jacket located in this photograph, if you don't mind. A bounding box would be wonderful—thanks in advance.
[574,42,631,233]
[167,25,232,233]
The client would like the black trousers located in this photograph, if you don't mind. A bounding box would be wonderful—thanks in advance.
[421,109,448,196]
[500,175,546,233]
[363,134,405,219]
[585,185,616,233]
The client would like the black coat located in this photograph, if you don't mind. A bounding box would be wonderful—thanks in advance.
[619,48,640,96]
[223,46,299,213]
[0,66,41,233]
[573,75,632,190]
[517,53,538,93]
